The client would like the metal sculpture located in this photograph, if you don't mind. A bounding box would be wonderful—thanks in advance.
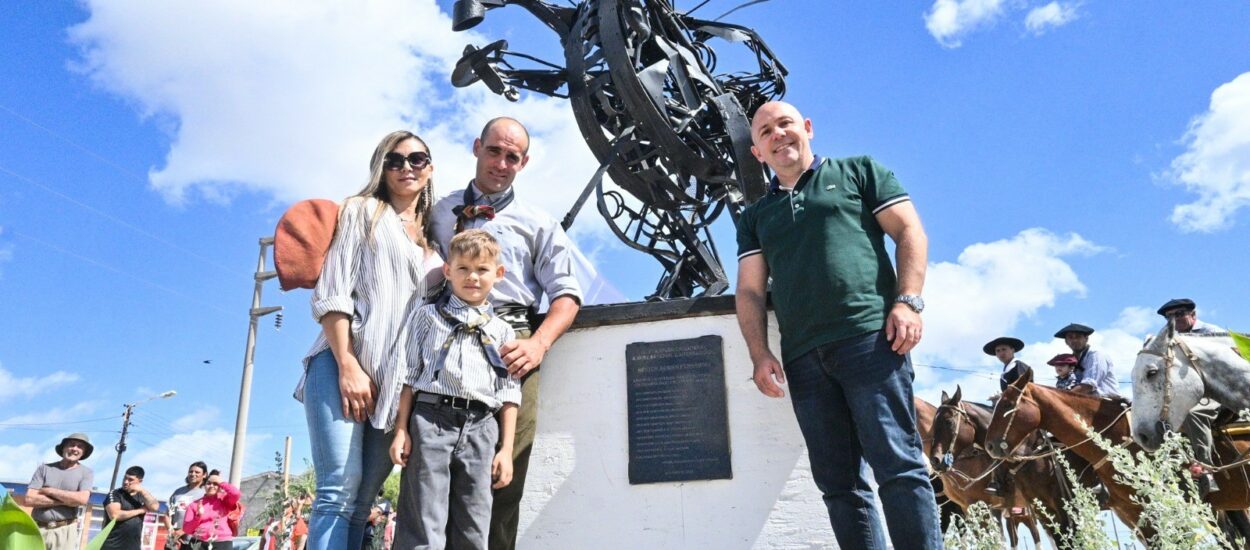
[451,0,787,299]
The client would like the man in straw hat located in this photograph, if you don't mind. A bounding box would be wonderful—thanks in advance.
[25,433,95,550]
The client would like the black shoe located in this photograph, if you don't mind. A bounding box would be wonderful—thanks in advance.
[1096,484,1110,508]
[986,481,1000,496]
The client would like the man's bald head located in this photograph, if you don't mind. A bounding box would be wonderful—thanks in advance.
[749,101,814,184]
[750,101,805,136]
[473,117,532,194]
[480,117,530,154]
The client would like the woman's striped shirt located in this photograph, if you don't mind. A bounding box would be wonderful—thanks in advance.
[294,196,444,431]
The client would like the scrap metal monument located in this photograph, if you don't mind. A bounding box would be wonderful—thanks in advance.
[450,0,787,299]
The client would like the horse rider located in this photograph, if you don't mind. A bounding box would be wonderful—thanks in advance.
[984,336,1029,496]
[1054,323,1120,505]
[1048,354,1080,391]
[986,336,1030,397]
[1054,323,1119,397]
[1159,298,1226,497]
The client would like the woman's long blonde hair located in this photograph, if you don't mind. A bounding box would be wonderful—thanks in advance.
[351,130,435,249]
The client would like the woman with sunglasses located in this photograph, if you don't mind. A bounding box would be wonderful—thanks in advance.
[180,471,240,550]
[296,131,444,550]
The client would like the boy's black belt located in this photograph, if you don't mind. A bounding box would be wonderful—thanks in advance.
[416,391,493,414]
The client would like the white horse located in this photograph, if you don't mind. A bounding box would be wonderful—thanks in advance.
[1131,325,1250,450]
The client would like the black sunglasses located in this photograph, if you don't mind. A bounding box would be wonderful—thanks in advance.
[384,151,432,171]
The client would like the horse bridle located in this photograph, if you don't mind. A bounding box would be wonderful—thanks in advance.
[1136,332,1204,433]
[992,382,1033,457]
[935,402,971,463]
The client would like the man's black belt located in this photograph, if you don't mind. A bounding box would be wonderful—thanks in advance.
[37,518,76,529]
[416,391,493,414]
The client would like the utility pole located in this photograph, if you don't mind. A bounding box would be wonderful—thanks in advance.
[230,236,283,486]
[110,390,176,492]
[109,406,134,493]
[282,435,292,498]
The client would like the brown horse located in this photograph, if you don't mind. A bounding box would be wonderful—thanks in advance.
[915,396,966,532]
[984,368,1151,541]
[929,387,1049,548]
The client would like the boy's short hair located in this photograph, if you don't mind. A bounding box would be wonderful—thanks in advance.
[125,465,145,479]
[448,229,501,263]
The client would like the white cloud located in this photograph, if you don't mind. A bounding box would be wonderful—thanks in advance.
[1024,2,1079,35]
[0,365,81,400]
[0,443,46,481]
[124,428,273,497]
[915,228,1102,369]
[170,408,220,432]
[1167,72,1250,232]
[0,402,102,429]
[1015,306,1152,393]
[66,0,604,221]
[0,435,116,488]
[924,0,1008,48]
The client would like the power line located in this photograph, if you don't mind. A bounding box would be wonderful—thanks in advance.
[0,415,118,427]
[7,229,234,316]
[0,163,235,276]
[913,363,998,380]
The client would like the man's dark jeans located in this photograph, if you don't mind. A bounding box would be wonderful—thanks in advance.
[784,330,942,550]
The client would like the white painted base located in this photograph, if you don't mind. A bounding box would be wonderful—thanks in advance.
[516,311,840,549]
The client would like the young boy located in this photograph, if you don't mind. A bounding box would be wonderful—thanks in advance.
[390,229,521,549]
[1048,353,1080,391]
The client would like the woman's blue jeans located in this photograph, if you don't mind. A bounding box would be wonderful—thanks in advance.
[304,349,394,550]
[783,331,942,550]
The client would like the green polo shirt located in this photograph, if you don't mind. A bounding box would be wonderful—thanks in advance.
[736,155,909,364]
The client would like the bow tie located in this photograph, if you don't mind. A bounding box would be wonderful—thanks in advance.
[461,204,496,222]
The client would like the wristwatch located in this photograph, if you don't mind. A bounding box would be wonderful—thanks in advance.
[895,294,925,313]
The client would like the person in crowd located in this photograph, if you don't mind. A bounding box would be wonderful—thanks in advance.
[288,492,311,550]
[295,130,444,550]
[391,229,522,549]
[102,465,160,550]
[1054,323,1119,397]
[25,432,94,550]
[1158,298,1227,496]
[1048,353,1080,391]
[431,117,583,550]
[362,491,390,550]
[734,100,941,549]
[165,461,208,548]
[181,471,241,550]
[984,336,1031,495]
[1158,298,1224,334]
[985,336,1030,396]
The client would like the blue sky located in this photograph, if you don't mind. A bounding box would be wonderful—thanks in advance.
[1,0,1247,511]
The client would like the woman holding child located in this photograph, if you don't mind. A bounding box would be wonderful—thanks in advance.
[297,130,444,550]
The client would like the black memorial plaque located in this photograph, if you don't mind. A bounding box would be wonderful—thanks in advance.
[626,335,731,484]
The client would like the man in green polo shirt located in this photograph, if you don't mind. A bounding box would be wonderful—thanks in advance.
[734,101,940,549]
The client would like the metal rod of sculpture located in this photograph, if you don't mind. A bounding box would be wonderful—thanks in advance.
[449,0,787,299]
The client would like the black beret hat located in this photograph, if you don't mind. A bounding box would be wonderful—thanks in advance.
[1053,323,1095,338]
[982,337,1024,356]
[1156,298,1196,317]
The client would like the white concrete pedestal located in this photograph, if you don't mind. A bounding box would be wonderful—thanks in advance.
[516,297,836,549]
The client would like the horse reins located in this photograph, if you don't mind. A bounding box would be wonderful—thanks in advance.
[994,381,1133,462]
[1137,331,1205,433]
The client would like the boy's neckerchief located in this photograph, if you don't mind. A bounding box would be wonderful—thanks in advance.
[430,294,509,386]
[453,182,514,233]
